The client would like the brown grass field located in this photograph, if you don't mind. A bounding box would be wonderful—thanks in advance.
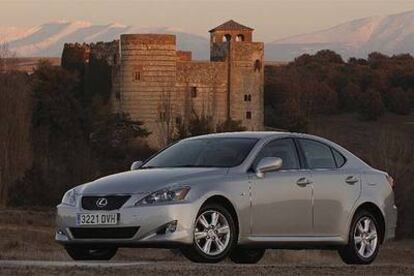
[0,209,413,275]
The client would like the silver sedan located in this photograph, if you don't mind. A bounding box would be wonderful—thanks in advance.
[56,132,397,264]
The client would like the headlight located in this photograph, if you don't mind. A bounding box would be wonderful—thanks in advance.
[61,189,78,206]
[135,186,190,206]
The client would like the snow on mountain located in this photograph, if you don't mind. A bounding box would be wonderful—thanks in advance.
[2,10,413,61]
[0,21,210,59]
[266,10,414,61]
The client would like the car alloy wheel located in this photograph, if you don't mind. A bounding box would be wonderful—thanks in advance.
[353,216,378,259]
[194,210,231,256]
[338,210,380,265]
[179,203,236,263]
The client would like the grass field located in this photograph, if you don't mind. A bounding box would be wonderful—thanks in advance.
[0,208,413,265]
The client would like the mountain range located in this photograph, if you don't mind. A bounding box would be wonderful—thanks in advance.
[0,10,413,61]
[266,10,414,60]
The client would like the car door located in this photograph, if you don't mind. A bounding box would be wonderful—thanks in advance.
[251,138,313,237]
[297,139,361,237]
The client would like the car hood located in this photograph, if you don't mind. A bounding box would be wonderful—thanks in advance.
[77,167,228,195]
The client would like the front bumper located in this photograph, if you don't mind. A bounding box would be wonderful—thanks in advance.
[55,201,198,247]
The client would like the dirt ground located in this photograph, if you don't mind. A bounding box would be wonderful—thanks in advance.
[0,209,413,275]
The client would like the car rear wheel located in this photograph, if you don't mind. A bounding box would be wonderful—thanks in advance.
[230,248,265,264]
[180,203,236,263]
[65,246,118,260]
[338,210,380,264]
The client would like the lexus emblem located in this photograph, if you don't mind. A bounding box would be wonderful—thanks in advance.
[96,198,108,208]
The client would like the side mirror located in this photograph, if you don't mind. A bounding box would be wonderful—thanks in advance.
[130,161,143,171]
[255,157,283,178]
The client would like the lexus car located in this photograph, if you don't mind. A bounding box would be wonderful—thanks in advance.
[56,132,397,264]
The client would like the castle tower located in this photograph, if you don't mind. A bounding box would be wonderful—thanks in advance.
[119,34,177,146]
[209,20,264,130]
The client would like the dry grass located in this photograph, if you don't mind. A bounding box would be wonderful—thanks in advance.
[0,209,413,265]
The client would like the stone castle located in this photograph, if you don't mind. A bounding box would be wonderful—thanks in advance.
[62,20,264,146]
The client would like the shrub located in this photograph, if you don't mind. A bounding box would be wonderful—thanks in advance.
[386,87,411,115]
[358,88,384,120]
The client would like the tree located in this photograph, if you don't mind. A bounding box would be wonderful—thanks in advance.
[9,60,152,207]
[0,42,17,72]
[358,88,384,120]
[216,119,246,133]
[386,87,411,115]
[89,113,151,175]
[0,72,32,206]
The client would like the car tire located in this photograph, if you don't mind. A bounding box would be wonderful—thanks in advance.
[65,246,118,260]
[180,203,237,263]
[230,248,265,264]
[338,210,380,265]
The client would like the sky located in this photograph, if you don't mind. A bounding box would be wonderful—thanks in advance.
[1,0,414,42]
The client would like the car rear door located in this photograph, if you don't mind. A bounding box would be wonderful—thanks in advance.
[251,138,313,237]
[297,139,361,237]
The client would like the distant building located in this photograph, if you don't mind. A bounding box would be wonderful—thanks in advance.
[61,20,264,146]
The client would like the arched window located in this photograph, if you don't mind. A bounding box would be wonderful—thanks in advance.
[223,34,232,42]
[236,34,244,42]
[254,59,262,72]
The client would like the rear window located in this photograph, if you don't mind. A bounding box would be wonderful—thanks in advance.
[299,139,336,169]
[332,148,346,167]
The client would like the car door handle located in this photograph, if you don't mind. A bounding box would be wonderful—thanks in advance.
[296,177,312,187]
[345,176,359,184]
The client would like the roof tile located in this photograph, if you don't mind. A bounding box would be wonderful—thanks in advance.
[209,20,254,32]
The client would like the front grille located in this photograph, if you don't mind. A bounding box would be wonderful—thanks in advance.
[81,195,130,210]
[70,227,139,239]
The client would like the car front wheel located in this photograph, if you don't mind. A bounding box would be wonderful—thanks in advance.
[180,203,236,263]
[65,246,118,260]
[338,210,380,264]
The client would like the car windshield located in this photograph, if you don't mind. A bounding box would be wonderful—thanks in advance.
[142,138,258,168]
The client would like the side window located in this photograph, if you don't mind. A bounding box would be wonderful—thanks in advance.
[332,148,346,167]
[299,139,336,169]
[255,139,299,170]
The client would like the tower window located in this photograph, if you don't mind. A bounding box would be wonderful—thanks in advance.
[246,111,252,119]
[175,117,182,125]
[191,86,197,98]
[134,71,141,81]
[236,34,245,42]
[244,94,252,102]
[254,59,261,72]
[223,34,232,42]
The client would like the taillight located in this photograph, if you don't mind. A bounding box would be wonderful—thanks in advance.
[386,175,395,189]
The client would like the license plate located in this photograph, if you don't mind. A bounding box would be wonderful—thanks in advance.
[77,213,119,225]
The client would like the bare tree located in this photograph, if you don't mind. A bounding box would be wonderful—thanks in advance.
[0,73,32,206]
[156,90,175,147]
[0,41,17,72]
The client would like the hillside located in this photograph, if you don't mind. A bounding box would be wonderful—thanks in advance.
[2,10,414,61]
[267,10,414,60]
[0,21,209,60]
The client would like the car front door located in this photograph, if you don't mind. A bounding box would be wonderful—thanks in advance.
[251,138,313,237]
[297,139,361,237]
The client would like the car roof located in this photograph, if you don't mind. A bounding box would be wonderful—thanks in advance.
[184,131,339,144]
[185,131,291,140]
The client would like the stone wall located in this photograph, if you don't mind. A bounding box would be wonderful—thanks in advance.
[229,41,264,130]
[176,61,228,126]
[119,34,178,147]
[62,22,265,147]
